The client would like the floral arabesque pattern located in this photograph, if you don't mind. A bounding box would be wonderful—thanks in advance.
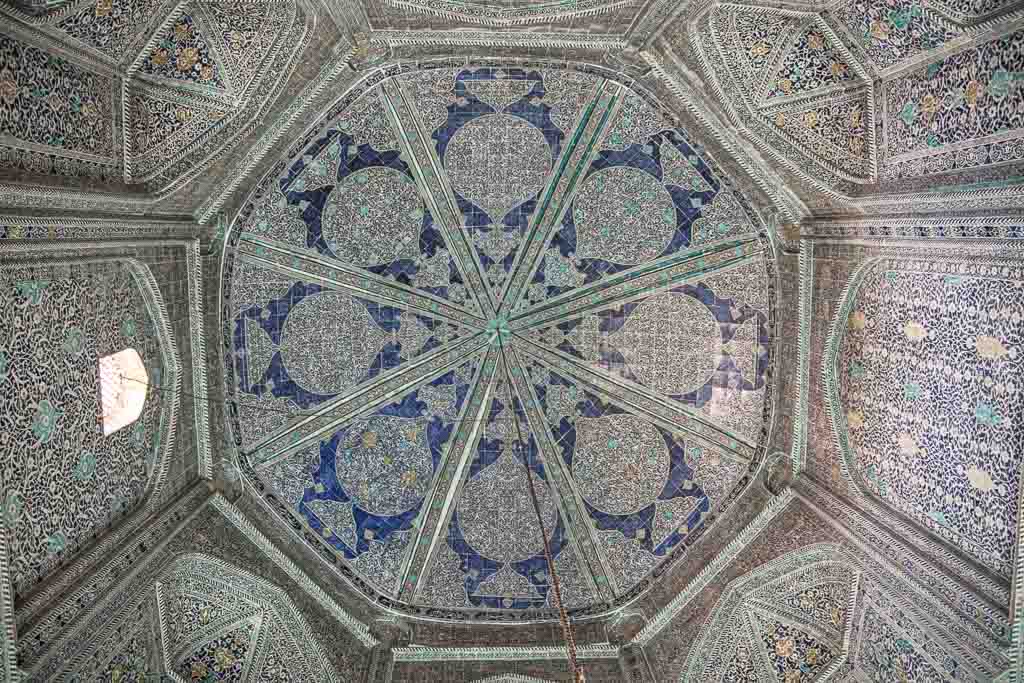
[683,548,855,682]
[884,30,1024,159]
[0,35,117,159]
[836,263,1024,579]
[140,13,227,90]
[223,65,772,620]
[1,260,167,598]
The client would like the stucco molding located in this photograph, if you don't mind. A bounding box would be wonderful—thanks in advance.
[0,520,14,683]
[185,239,212,479]
[806,214,1024,241]
[371,30,627,50]
[371,0,631,27]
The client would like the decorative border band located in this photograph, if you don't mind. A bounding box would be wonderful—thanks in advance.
[0,520,14,683]
[392,643,619,663]
[791,240,812,474]
[186,240,212,479]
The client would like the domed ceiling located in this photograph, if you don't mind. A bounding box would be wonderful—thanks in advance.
[221,64,775,621]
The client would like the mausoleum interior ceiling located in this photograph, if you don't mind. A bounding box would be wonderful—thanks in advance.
[224,66,772,620]
[2,0,1024,680]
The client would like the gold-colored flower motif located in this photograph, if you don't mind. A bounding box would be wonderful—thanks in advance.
[400,470,418,487]
[803,111,818,128]
[831,605,842,626]
[807,32,825,50]
[176,108,193,123]
[81,101,98,121]
[903,321,927,341]
[177,47,199,72]
[849,136,864,156]
[362,431,378,449]
[213,647,235,670]
[95,0,112,17]
[775,112,787,128]
[966,465,994,492]
[191,661,209,679]
[975,335,1008,360]
[775,637,796,658]
[778,79,794,94]
[869,19,889,40]
[321,525,333,537]
[849,107,862,128]
[200,65,214,81]
[830,62,849,78]
[229,30,246,50]
[846,410,864,430]
[921,93,938,116]
[849,310,867,330]
[784,670,802,683]
[111,666,125,683]
[750,42,771,58]
[965,80,983,107]
[806,647,819,665]
[0,70,17,107]
[174,22,191,42]
[153,49,170,66]
[208,110,226,121]
[199,606,211,624]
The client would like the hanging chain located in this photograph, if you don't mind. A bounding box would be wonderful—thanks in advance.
[496,336,585,683]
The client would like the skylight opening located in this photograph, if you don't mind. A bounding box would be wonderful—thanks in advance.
[98,348,148,436]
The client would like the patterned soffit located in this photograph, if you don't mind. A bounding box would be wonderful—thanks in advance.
[221,64,775,622]
[0,0,306,195]
[364,0,646,30]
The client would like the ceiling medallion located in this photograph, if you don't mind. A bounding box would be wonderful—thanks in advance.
[222,64,774,623]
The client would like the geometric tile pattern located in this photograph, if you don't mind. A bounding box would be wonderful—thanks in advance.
[684,546,857,682]
[696,7,874,185]
[832,258,1024,579]
[0,0,303,198]
[222,65,773,620]
[156,554,335,681]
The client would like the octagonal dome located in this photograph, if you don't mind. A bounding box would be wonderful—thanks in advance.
[222,63,775,621]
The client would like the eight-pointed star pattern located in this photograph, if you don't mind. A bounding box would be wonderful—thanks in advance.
[223,65,773,621]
